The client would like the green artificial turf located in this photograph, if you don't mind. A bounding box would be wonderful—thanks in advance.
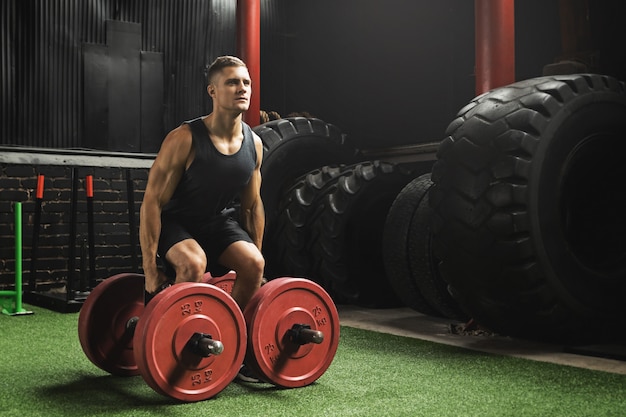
[1,304,626,417]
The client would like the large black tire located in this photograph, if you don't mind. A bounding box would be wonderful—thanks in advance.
[265,165,347,278]
[253,117,358,230]
[383,174,441,315]
[430,74,626,343]
[309,161,417,307]
[406,174,468,320]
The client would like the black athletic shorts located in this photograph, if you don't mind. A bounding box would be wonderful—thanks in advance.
[157,211,253,278]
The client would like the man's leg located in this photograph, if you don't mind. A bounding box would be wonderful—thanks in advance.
[218,241,265,310]
[165,238,208,284]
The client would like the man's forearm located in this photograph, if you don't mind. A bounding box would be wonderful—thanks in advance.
[243,200,265,250]
[139,203,162,279]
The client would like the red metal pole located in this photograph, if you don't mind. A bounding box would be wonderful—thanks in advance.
[475,0,516,95]
[29,174,45,291]
[85,175,96,291]
[237,0,261,127]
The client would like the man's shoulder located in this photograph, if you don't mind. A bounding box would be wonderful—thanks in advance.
[168,124,193,139]
[160,124,193,152]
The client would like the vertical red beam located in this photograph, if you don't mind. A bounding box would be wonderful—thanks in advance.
[237,0,261,127]
[475,0,516,95]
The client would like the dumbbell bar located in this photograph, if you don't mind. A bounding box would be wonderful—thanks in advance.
[78,273,339,401]
[203,271,338,388]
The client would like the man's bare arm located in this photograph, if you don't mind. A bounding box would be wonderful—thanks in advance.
[139,126,193,292]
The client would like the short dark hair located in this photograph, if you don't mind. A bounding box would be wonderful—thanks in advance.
[207,56,247,85]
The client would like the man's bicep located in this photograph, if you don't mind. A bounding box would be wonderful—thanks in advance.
[145,162,170,203]
[145,135,188,206]
[153,128,192,195]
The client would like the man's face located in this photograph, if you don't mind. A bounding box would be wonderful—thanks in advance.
[208,65,251,112]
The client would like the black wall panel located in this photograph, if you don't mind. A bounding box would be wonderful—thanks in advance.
[107,20,142,152]
[141,51,165,153]
[82,43,109,150]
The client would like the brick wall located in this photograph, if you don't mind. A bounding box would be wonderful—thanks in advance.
[0,161,150,291]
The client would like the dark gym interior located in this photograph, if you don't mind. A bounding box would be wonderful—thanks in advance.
[1,1,626,415]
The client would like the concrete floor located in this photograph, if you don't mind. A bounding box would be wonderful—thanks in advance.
[338,305,626,375]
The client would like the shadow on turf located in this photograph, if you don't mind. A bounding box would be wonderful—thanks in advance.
[38,372,286,411]
[232,378,285,393]
[39,373,176,410]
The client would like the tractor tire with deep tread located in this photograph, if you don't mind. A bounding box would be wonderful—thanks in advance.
[265,165,348,278]
[430,74,626,343]
[310,161,417,307]
[253,117,358,231]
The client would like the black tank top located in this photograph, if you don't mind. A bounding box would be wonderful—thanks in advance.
[161,117,257,223]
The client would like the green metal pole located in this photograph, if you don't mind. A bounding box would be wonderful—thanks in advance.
[1,202,32,315]
[15,202,24,313]
[3,202,32,316]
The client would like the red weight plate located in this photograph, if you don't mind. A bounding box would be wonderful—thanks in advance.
[244,278,340,388]
[202,270,237,295]
[134,283,246,402]
[78,273,144,376]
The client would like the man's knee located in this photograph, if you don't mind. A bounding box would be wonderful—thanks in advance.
[165,239,207,283]
[240,249,265,277]
[174,255,206,282]
[251,251,265,275]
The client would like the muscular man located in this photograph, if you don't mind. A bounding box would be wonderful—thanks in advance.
[139,56,265,313]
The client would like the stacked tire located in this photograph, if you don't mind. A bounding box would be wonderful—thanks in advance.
[255,118,420,308]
